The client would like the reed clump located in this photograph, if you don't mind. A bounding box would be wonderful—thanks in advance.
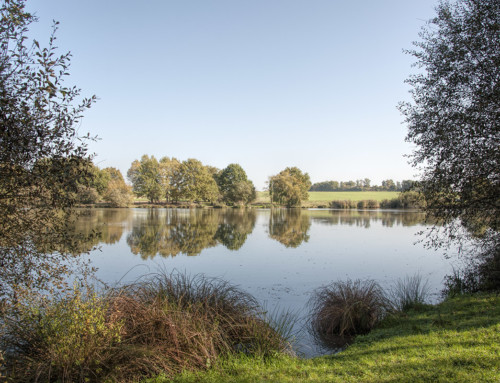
[308,279,388,348]
[1,273,290,382]
[388,273,431,311]
[329,200,357,209]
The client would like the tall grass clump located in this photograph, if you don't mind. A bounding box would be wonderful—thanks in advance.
[105,272,290,381]
[329,200,357,209]
[1,273,290,382]
[388,273,431,311]
[308,279,388,348]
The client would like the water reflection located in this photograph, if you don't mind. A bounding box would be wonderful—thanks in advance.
[214,209,257,250]
[126,209,257,259]
[310,210,426,228]
[67,208,428,259]
[268,209,311,248]
[41,209,132,254]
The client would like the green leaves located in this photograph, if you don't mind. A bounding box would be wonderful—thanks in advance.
[268,167,311,207]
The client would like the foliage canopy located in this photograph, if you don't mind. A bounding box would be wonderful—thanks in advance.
[0,0,95,299]
[268,167,311,207]
[400,0,499,288]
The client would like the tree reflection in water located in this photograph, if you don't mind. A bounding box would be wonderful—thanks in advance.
[309,210,426,228]
[39,209,132,255]
[127,209,257,259]
[268,209,311,248]
[59,208,427,260]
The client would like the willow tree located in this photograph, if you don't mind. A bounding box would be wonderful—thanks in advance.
[268,167,311,207]
[400,0,499,290]
[0,0,96,299]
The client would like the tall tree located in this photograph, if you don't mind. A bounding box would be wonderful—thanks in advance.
[127,155,164,203]
[216,163,256,205]
[171,159,220,203]
[268,167,311,207]
[400,0,499,289]
[159,156,181,202]
[0,0,96,299]
[102,167,133,207]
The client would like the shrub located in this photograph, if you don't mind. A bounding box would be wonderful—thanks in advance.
[103,180,133,207]
[330,200,357,209]
[357,200,367,209]
[388,274,431,311]
[0,284,122,382]
[380,198,404,209]
[1,273,290,382]
[77,185,100,204]
[366,200,380,209]
[308,279,388,348]
[443,249,500,296]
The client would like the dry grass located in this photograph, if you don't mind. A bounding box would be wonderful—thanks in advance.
[308,280,388,349]
[1,273,290,382]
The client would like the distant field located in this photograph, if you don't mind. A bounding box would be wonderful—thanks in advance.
[255,191,400,204]
[308,191,400,202]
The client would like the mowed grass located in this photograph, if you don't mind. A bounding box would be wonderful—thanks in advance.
[308,191,400,202]
[149,293,500,383]
[255,191,400,204]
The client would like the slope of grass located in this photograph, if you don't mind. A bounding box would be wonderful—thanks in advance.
[151,293,500,383]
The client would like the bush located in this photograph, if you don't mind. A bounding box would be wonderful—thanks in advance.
[388,274,431,311]
[1,273,290,382]
[103,180,133,207]
[77,185,100,204]
[380,198,404,209]
[357,200,367,209]
[308,279,388,348]
[0,284,122,382]
[329,200,357,209]
[443,249,500,296]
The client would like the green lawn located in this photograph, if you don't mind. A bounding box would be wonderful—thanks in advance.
[149,293,500,383]
[308,191,400,202]
[255,191,400,204]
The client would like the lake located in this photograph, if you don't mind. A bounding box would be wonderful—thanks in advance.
[74,208,452,357]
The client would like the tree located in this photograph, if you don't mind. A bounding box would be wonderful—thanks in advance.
[159,156,181,202]
[127,155,164,203]
[102,167,133,207]
[170,159,220,203]
[268,167,311,207]
[216,163,256,205]
[381,179,396,191]
[399,0,500,289]
[0,0,95,299]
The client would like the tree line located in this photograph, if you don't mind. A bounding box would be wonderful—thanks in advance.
[310,179,416,192]
[126,155,257,206]
[63,155,419,209]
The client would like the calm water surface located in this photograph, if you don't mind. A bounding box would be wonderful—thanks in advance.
[75,208,452,356]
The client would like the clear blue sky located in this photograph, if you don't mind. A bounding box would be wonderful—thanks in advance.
[28,0,437,190]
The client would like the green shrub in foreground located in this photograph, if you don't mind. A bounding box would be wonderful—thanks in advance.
[1,284,122,382]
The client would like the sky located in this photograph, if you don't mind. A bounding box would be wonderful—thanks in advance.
[28,0,438,190]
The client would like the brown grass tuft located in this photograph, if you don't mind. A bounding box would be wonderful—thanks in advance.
[308,279,388,349]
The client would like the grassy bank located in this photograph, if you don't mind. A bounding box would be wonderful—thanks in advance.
[253,191,402,208]
[255,191,400,204]
[155,293,500,383]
